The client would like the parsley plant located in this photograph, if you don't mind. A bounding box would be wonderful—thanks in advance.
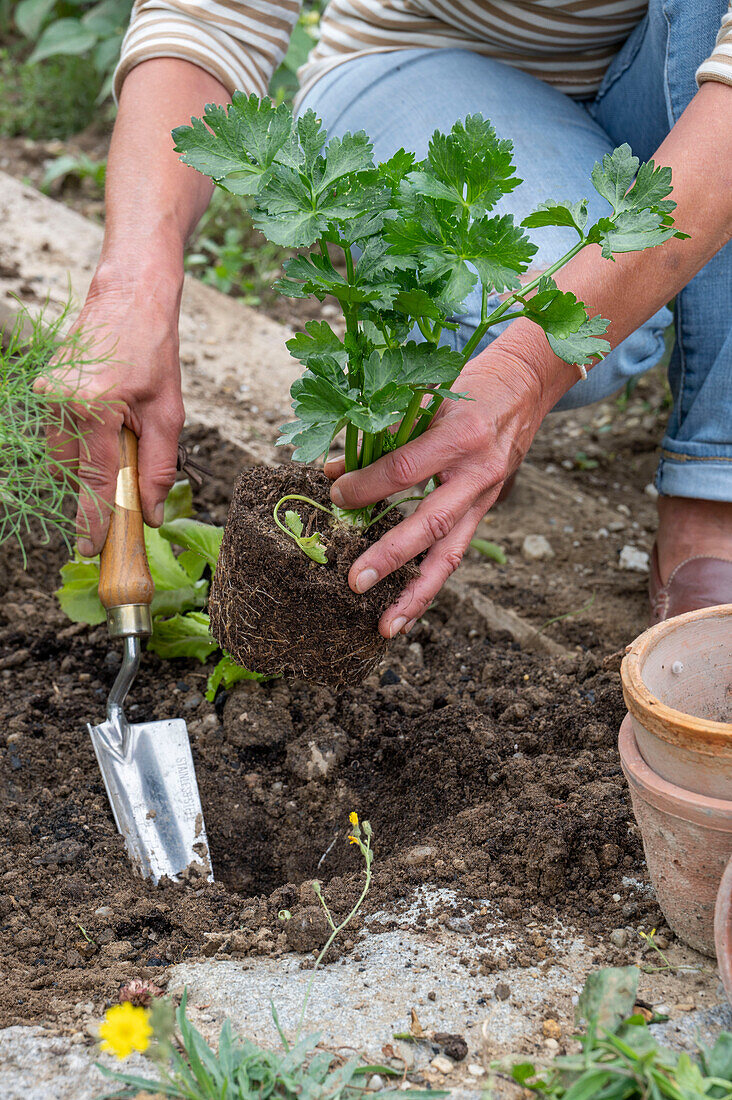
[173,95,684,539]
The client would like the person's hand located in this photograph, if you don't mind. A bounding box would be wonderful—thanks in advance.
[35,269,184,556]
[325,345,558,639]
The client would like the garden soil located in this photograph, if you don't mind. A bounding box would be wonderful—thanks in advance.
[0,407,667,1030]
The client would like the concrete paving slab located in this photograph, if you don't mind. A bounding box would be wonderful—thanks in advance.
[0,1025,149,1100]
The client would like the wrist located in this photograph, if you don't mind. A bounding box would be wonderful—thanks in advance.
[470,318,582,416]
[93,236,185,312]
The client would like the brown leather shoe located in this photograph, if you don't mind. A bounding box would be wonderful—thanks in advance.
[649,544,732,624]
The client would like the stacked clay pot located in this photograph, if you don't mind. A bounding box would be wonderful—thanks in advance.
[619,605,732,982]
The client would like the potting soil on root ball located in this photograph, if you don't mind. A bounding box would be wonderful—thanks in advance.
[209,464,415,689]
[0,428,662,1029]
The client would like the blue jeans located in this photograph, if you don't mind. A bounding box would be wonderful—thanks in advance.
[299,0,732,502]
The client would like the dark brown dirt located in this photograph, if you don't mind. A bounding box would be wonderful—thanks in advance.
[209,464,415,688]
[0,426,663,1030]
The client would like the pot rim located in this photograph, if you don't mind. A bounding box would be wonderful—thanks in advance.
[621,604,732,751]
[619,714,732,828]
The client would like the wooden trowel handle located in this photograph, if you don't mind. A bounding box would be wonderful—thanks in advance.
[99,426,154,637]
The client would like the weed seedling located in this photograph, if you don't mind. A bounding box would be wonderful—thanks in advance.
[96,815,441,1100]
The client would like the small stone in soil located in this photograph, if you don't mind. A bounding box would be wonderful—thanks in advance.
[521,535,555,561]
[380,668,401,686]
[434,1032,468,1062]
[468,1065,486,1077]
[610,929,629,949]
[542,1019,562,1040]
[431,1055,454,1075]
[618,545,650,573]
[403,845,436,867]
[494,982,511,1001]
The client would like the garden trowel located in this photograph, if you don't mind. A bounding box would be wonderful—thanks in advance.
[88,426,212,884]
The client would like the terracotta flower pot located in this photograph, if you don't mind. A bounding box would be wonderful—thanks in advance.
[621,604,732,798]
[714,853,732,1004]
[619,714,732,956]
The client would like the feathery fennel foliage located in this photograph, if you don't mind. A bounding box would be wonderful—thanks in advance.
[0,306,109,562]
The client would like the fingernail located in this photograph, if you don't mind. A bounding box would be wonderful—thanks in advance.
[77,538,94,558]
[402,618,417,634]
[330,484,345,507]
[389,616,407,638]
[152,503,165,527]
[354,567,379,593]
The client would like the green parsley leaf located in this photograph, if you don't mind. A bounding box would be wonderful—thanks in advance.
[277,417,345,463]
[591,210,680,259]
[546,313,611,367]
[417,114,520,216]
[591,143,640,214]
[172,93,291,196]
[521,198,588,237]
[286,320,347,367]
[519,276,587,338]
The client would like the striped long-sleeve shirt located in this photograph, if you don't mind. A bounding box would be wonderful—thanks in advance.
[114,0,732,106]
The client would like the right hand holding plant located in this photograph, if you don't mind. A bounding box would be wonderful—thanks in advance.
[36,273,185,556]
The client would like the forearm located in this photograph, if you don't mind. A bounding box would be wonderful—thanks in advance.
[95,58,230,298]
[480,80,732,413]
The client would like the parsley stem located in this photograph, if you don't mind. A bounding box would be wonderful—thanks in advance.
[459,238,588,368]
[364,494,426,529]
[372,430,384,462]
[360,431,374,467]
[408,406,436,442]
[395,390,426,449]
[416,318,434,343]
[345,424,359,472]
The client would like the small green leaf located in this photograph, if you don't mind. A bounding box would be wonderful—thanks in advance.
[520,276,587,338]
[470,538,506,564]
[576,966,639,1031]
[421,114,520,216]
[205,653,272,701]
[522,198,588,237]
[144,526,195,591]
[283,511,328,564]
[163,479,194,522]
[285,509,303,537]
[158,517,223,571]
[286,320,347,367]
[27,18,98,62]
[173,93,292,196]
[147,611,218,662]
[547,313,611,367]
[15,0,57,39]
[591,144,640,214]
[55,557,104,625]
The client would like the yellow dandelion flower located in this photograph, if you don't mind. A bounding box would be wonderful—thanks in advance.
[349,812,359,827]
[99,1002,153,1060]
[348,835,360,845]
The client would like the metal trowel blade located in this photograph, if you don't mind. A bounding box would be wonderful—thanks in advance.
[88,717,213,885]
